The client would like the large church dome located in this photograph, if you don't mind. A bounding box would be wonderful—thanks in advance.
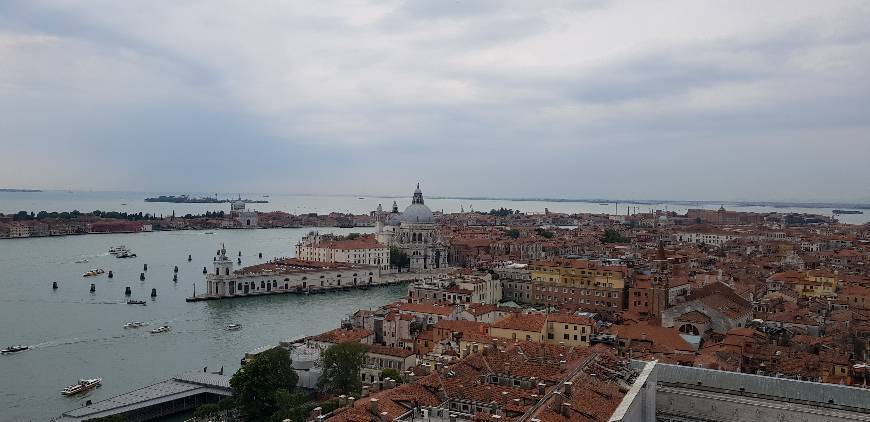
[402,183,434,224]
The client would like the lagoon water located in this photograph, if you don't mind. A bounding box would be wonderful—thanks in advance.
[0,227,404,421]
[0,191,868,421]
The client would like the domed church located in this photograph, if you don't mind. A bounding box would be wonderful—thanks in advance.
[375,184,447,272]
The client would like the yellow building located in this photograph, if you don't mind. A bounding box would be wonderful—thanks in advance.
[545,314,593,347]
[490,313,546,342]
[797,270,837,298]
[529,259,628,312]
[490,313,593,347]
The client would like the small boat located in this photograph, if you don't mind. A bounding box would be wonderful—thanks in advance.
[116,252,137,258]
[61,378,102,396]
[150,326,171,334]
[74,258,89,264]
[109,246,129,255]
[126,300,147,305]
[225,324,242,331]
[358,197,365,200]
[123,322,146,329]
[82,269,105,277]
[204,232,214,235]
[1,345,29,354]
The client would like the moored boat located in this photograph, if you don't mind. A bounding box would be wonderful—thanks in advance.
[1,345,29,354]
[123,321,146,329]
[61,378,102,396]
[225,324,242,331]
[82,269,105,277]
[126,300,147,305]
[150,326,171,334]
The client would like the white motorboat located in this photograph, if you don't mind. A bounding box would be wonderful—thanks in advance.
[123,322,146,329]
[82,269,105,277]
[1,345,29,354]
[61,378,102,396]
[225,324,242,331]
[150,326,171,334]
[74,258,89,264]
[109,246,129,255]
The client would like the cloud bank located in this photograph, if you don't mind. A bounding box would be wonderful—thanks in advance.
[1,0,869,202]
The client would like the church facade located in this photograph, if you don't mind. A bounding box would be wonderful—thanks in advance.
[375,184,447,272]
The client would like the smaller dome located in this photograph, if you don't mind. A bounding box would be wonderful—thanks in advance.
[385,212,402,226]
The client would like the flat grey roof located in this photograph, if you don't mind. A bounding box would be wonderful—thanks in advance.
[653,362,870,410]
[59,373,232,420]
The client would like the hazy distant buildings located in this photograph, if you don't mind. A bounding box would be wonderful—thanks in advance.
[229,200,258,228]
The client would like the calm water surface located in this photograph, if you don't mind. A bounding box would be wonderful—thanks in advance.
[0,228,404,421]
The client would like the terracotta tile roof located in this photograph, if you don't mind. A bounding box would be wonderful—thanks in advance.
[310,327,372,344]
[547,313,595,326]
[492,313,547,333]
[676,310,711,324]
[368,344,414,358]
[327,383,441,421]
[397,302,455,316]
[614,322,694,353]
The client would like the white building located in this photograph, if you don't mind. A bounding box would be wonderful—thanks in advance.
[204,245,379,298]
[408,275,503,305]
[230,200,258,228]
[672,230,740,247]
[375,184,447,272]
[295,232,390,270]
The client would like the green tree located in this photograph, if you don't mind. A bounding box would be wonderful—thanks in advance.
[380,368,402,383]
[534,227,554,238]
[89,416,127,422]
[601,228,628,243]
[389,246,410,270]
[505,229,520,239]
[317,342,368,395]
[194,403,220,417]
[230,347,299,419]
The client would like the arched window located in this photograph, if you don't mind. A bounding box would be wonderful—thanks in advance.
[678,324,700,336]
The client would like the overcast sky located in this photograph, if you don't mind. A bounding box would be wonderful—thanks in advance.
[1,1,869,202]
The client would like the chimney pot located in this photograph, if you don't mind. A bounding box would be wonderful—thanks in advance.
[369,398,379,414]
[561,402,571,417]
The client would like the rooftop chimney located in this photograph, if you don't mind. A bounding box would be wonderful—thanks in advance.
[538,382,546,395]
[369,398,379,415]
[563,381,573,398]
[552,391,563,411]
[561,402,571,417]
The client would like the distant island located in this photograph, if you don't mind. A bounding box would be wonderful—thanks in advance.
[144,195,268,204]
[0,188,41,192]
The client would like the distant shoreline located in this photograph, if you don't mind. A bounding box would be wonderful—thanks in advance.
[3,189,868,210]
[0,188,41,192]
[428,196,870,210]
